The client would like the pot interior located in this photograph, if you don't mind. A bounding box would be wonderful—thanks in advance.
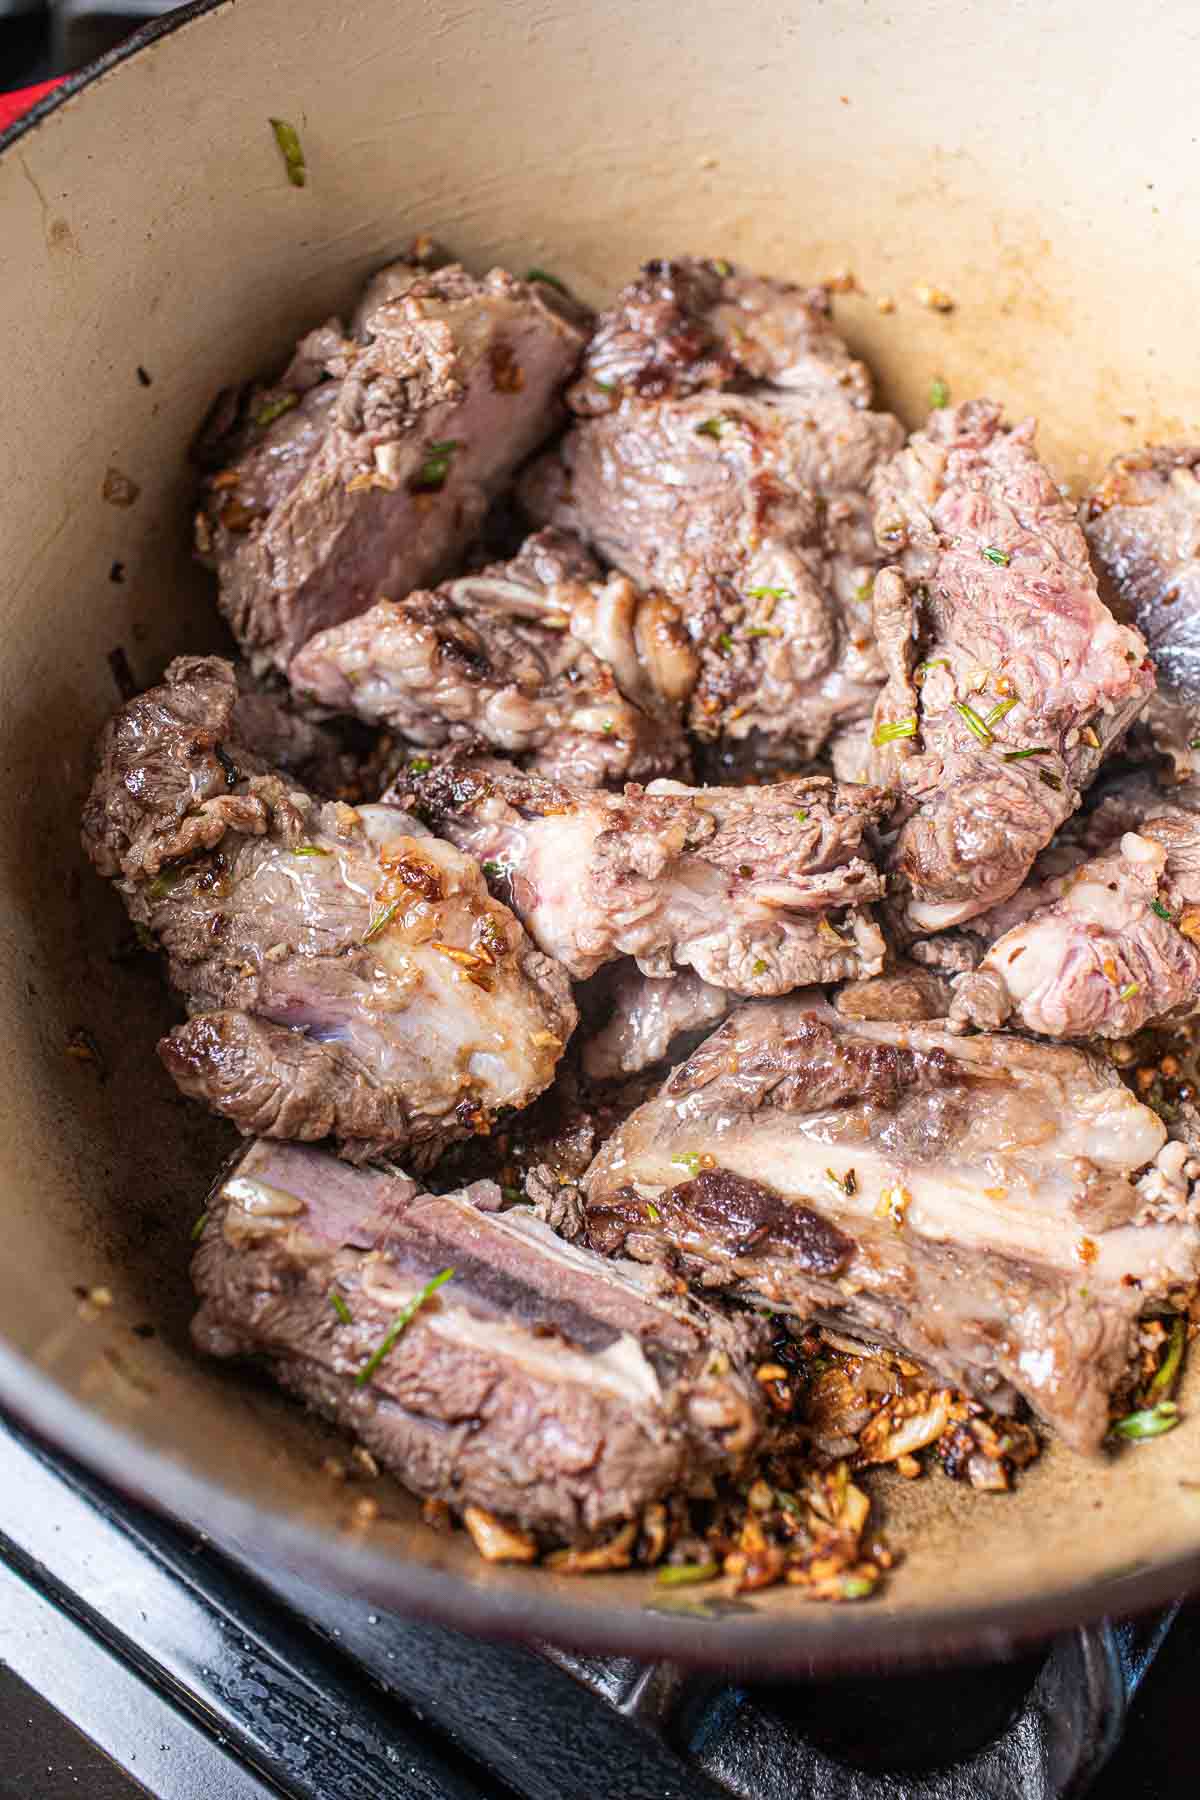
[1,0,1199,1666]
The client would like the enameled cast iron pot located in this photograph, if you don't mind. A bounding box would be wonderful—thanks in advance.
[2,0,1199,1671]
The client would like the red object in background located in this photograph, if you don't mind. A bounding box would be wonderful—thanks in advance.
[0,79,65,134]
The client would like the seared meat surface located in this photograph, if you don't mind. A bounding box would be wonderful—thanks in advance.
[584,995,1198,1453]
[520,257,903,754]
[193,1140,765,1539]
[396,750,889,992]
[196,262,589,673]
[833,961,954,1023]
[951,793,1200,1038]
[1084,445,1200,783]
[580,962,736,1081]
[82,657,574,1159]
[867,401,1153,932]
[289,528,694,786]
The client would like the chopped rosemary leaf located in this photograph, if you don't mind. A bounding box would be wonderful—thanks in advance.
[329,1290,352,1325]
[1119,981,1141,1001]
[254,391,300,429]
[292,844,331,857]
[985,695,1017,727]
[981,545,1010,566]
[355,1267,454,1387]
[361,898,400,944]
[148,867,186,900]
[1038,769,1064,791]
[409,757,432,774]
[656,1561,719,1586]
[1002,746,1051,762]
[526,267,567,292]
[915,658,950,677]
[1151,899,1174,922]
[696,417,725,439]
[672,1153,703,1175]
[716,632,734,654]
[746,585,792,600]
[793,809,809,823]
[411,440,460,493]
[954,701,993,744]
[929,376,950,409]
[841,1575,876,1600]
[268,117,307,187]
[1149,1316,1187,1399]
[1110,1401,1180,1441]
[743,626,774,638]
[190,1211,209,1241]
[752,958,768,976]
[645,1200,662,1223]
[872,715,918,746]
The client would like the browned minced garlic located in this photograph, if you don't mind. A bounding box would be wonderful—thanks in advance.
[462,1505,538,1564]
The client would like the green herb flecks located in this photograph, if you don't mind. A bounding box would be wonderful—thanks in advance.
[746,585,792,600]
[408,757,432,775]
[1038,769,1064,792]
[915,658,950,678]
[981,545,1010,567]
[954,701,993,744]
[645,1200,662,1223]
[148,867,186,900]
[656,1561,720,1587]
[1002,746,1051,762]
[711,257,733,277]
[743,626,775,639]
[292,844,331,857]
[929,376,950,410]
[526,267,567,292]
[501,1185,524,1205]
[482,861,502,878]
[672,1153,703,1176]
[411,440,460,493]
[1190,737,1200,751]
[1149,1316,1187,1400]
[601,720,615,734]
[985,695,1017,728]
[269,118,307,188]
[1110,1401,1180,1441]
[361,899,400,945]
[1119,981,1141,1001]
[355,1267,454,1388]
[752,958,768,976]
[190,1211,208,1241]
[716,632,734,654]
[329,1290,353,1325]
[696,417,726,440]
[794,809,809,823]
[854,579,875,605]
[254,391,300,429]
[1151,899,1174,922]
[826,1167,857,1196]
[872,715,918,746]
[840,1575,876,1600]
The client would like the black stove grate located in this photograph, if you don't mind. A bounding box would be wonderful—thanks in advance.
[0,1407,1186,1800]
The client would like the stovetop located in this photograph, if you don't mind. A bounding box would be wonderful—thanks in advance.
[0,1407,1193,1800]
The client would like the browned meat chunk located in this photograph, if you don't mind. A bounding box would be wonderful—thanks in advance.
[395,750,890,993]
[520,257,903,755]
[289,528,694,787]
[195,262,590,673]
[81,657,574,1160]
[583,995,1199,1453]
[833,961,954,1023]
[1084,445,1200,783]
[192,1140,766,1539]
[951,795,1200,1038]
[866,401,1153,933]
